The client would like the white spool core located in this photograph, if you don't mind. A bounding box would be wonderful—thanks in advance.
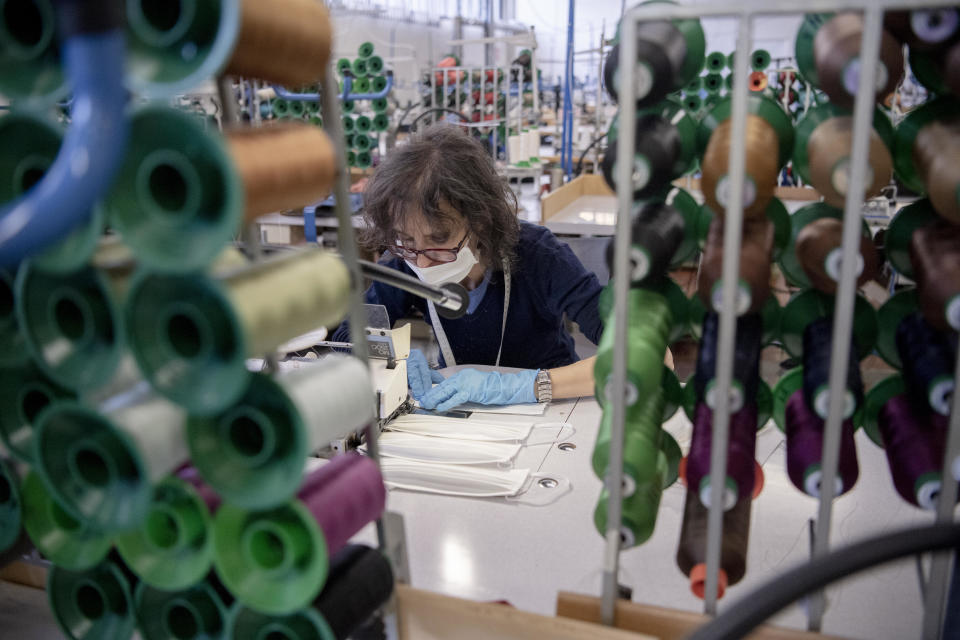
[804,468,845,498]
[635,62,654,100]
[632,155,651,192]
[824,248,864,283]
[699,479,738,511]
[605,377,639,407]
[621,474,637,499]
[814,388,856,421]
[917,479,942,511]
[619,526,636,549]
[929,377,954,417]
[951,455,960,483]
[706,380,745,414]
[711,280,751,316]
[911,9,959,44]
[831,158,873,197]
[629,246,651,283]
[945,295,960,331]
[842,59,889,96]
[716,175,756,209]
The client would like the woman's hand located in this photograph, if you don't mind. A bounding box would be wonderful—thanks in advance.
[407,349,444,400]
[420,368,538,412]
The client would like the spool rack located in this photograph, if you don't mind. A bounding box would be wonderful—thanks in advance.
[604,1,960,638]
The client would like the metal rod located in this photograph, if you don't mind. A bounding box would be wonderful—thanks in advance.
[922,348,960,639]
[605,0,954,20]
[218,76,239,124]
[320,67,386,552]
[807,4,884,631]
[702,11,752,617]
[600,0,634,626]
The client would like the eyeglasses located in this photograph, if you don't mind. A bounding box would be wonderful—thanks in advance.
[391,232,469,263]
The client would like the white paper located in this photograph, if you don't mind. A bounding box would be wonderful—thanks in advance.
[412,398,547,416]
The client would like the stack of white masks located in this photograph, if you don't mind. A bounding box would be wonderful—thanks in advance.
[364,414,572,502]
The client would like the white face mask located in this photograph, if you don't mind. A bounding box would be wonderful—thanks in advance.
[368,431,521,466]
[379,458,569,505]
[386,415,571,444]
[406,245,479,286]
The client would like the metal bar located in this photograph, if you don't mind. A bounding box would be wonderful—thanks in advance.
[530,29,540,120]
[600,0,634,625]
[218,76,239,124]
[922,348,960,639]
[319,68,385,556]
[617,0,954,20]
[807,4,884,631]
[561,0,576,178]
[702,11,752,617]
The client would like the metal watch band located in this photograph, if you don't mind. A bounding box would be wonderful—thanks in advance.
[535,369,553,403]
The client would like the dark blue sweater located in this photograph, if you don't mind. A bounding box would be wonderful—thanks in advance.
[332,222,603,369]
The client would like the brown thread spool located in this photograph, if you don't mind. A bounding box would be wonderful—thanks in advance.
[945,42,960,95]
[913,119,960,225]
[701,115,779,220]
[910,221,960,332]
[676,489,751,600]
[885,9,960,50]
[224,0,332,88]
[697,216,773,316]
[795,217,879,296]
[806,116,893,209]
[227,122,337,223]
[814,13,903,109]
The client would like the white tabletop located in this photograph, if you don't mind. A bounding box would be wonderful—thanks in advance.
[356,366,937,640]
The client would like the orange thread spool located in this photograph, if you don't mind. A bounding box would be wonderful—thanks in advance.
[806,116,893,209]
[701,115,779,221]
[913,119,960,225]
[227,122,337,223]
[697,216,774,316]
[795,217,879,295]
[224,0,333,88]
[910,221,960,332]
[814,13,903,109]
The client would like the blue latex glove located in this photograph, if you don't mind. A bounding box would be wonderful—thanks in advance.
[420,368,539,412]
[407,349,445,401]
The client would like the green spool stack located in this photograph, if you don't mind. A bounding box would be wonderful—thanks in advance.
[751,49,771,71]
[594,451,668,548]
[289,100,306,118]
[336,58,352,76]
[371,75,388,93]
[272,98,290,118]
[0,0,66,104]
[0,269,29,366]
[353,77,371,94]
[372,98,388,113]
[367,56,384,75]
[373,114,390,132]
[0,360,74,463]
[705,51,727,73]
[48,560,137,640]
[228,602,335,640]
[351,58,368,78]
[355,115,372,134]
[356,151,373,169]
[704,73,723,95]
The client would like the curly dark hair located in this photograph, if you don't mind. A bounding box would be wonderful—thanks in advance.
[359,125,520,267]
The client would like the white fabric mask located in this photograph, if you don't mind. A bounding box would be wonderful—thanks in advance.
[379,458,570,505]
[367,431,521,466]
[406,246,479,286]
[386,414,571,444]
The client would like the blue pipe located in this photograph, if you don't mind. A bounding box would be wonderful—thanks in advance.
[561,0,576,178]
[272,74,395,103]
[0,31,128,268]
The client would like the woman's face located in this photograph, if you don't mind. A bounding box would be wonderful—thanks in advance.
[395,207,478,268]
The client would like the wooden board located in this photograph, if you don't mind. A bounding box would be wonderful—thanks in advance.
[556,592,849,640]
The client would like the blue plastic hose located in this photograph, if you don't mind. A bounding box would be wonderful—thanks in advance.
[272,74,395,102]
[0,31,128,268]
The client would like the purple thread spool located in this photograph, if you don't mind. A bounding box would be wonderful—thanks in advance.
[784,390,859,498]
[298,454,386,555]
[687,402,757,510]
[177,465,222,514]
[878,394,949,510]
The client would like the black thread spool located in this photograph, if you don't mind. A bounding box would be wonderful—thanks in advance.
[676,490,751,600]
[603,22,687,107]
[602,114,681,201]
[693,312,762,413]
[802,316,864,421]
[315,544,394,640]
[604,201,685,287]
[896,312,957,418]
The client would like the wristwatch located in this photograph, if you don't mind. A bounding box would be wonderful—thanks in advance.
[535,369,553,403]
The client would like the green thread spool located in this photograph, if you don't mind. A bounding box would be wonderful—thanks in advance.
[187,357,373,510]
[310,115,323,127]
[592,388,666,494]
[342,116,355,133]
[21,471,111,570]
[136,579,230,640]
[684,94,702,113]
[351,58,368,77]
[305,100,320,115]
[48,560,136,640]
[0,112,103,273]
[0,268,29,366]
[105,106,243,274]
[353,76,370,94]
[271,98,290,117]
[875,288,919,369]
[355,151,372,169]
[704,72,723,94]
[342,100,355,114]
[706,51,726,72]
[372,98,388,113]
[751,49,771,71]
[347,151,356,167]
[34,391,189,532]
[0,359,74,463]
[355,115,372,133]
[0,457,21,554]
[337,58,352,75]
[593,451,667,548]
[289,100,306,117]
[125,249,351,414]
[227,601,334,640]
[357,42,374,58]
[15,254,129,392]
[372,114,390,132]
[686,76,703,93]
[343,134,355,148]
[661,431,683,489]
[354,134,373,152]
[778,288,878,361]
[594,288,672,414]
[0,0,65,103]
[116,477,214,590]
[371,74,387,93]
[367,56,384,74]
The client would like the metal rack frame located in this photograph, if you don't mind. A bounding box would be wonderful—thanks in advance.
[607,2,959,638]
